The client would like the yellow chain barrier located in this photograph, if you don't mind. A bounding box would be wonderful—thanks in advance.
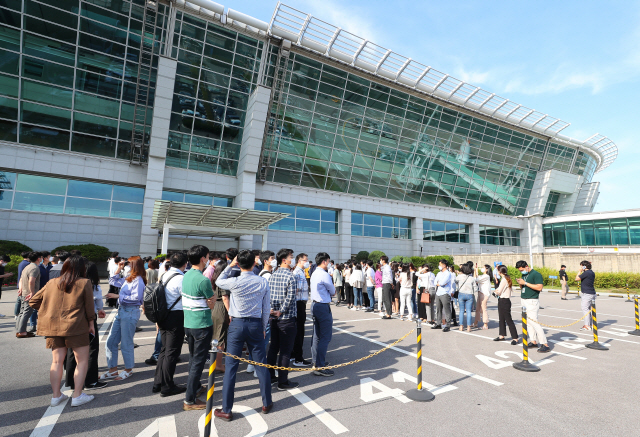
[527,312,588,329]
[218,328,415,372]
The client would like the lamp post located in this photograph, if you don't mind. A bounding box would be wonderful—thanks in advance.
[516,213,543,267]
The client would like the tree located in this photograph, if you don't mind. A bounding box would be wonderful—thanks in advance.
[390,255,403,263]
[0,240,32,255]
[355,251,369,262]
[51,244,111,262]
[369,250,386,264]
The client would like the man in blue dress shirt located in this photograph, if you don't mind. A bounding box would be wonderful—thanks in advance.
[310,252,336,377]
[214,250,273,421]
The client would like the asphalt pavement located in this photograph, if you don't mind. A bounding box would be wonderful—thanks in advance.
[1,288,638,437]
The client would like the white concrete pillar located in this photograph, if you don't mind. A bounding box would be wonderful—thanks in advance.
[412,216,423,256]
[161,224,170,255]
[338,209,352,261]
[469,223,481,254]
[139,56,177,256]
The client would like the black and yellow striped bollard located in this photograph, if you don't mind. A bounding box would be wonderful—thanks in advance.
[405,319,435,402]
[585,299,608,351]
[204,339,219,437]
[625,283,632,302]
[628,295,640,336]
[513,307,540,372]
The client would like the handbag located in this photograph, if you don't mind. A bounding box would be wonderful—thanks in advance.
[420,292,431,304]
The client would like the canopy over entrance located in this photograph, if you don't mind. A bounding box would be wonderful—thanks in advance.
[150,200,289,253]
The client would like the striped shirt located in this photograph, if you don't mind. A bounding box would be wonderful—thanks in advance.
[268,267,297,320]
[216,266,271,330]
[181,268,214,329]
[293,266,309,301]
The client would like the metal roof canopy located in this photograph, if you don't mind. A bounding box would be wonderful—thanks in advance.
[151,200,289,252]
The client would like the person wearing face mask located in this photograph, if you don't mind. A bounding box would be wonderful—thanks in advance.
[433,259,454,332]
[515,260,550,353]
[252,250,263,275]
[472,264,492,330]
[292,253,311,367]
[493,265,519,345]
[576,260,596,331]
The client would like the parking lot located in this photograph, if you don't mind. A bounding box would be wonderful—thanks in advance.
[1,291,638,437]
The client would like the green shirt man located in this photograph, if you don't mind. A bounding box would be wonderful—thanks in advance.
[182,268,214,329]
[519,269,544,299]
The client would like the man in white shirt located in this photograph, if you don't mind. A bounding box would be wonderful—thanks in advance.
[433,259,454,332]
[152,252,187,397]
[328,260,335,276]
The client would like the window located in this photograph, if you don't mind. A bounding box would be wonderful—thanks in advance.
[254,201,338,234]
[351,212,411,239]
[543,191,561,217]
[161,190,233,207]
[423,220,469,243]
[480,226,520,246]
[0,171,144,219]
[543,218,640,247]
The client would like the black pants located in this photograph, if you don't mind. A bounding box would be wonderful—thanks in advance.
[336,286,344,302]
[66,319,99,388]
[450,299,457,324]
[363,289,370,308]
[107,285,120,308]
[498,298,519,339]
[382,283,393,316]
[417,288,428,319]
[267,318,296,384]
[345,283,354,305]
[292,301,307,362]
[154,310,185,391]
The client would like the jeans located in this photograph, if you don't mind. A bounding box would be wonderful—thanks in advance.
[435,293,452,326]
[14,297,21,317]
[105,305,140,369]
[411,288,417,315]
[154,311,185,392]
[184,326,213,404]
[223,318,272,413]
[458,293,474,326]
[311,302,333,368]
[354,287,363,306]
[292,300,308,362]
[367,286,375,310]
[29,310,38,329]
[16,297,35,333]
[399,287,412,318]
[267,317,297,384]
[152,329,162,359]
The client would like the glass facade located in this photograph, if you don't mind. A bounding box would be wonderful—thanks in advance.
[423,220,469,243]
[0,0,168,159]
[543,191,561,217]
[543,218,640,247]
[254,201,338,234]
[165,12,264,176]
[351,212,411,239]
[480,226,520,246]
[161,190,232,207]
[0,170,144,219]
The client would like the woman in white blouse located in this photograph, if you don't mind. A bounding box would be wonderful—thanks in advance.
[398,264,414,321]
[473,264,492,330]
[493,265,519,345]
[349,265,365,311]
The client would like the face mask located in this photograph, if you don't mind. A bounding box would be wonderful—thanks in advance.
[256,259,262,266]
[519,269,527,276]
[480,268,486,273]
[303,261,310,269]
[270,259,277,268]
[439,265,444,271]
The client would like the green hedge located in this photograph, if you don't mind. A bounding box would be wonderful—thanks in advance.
[502,265,639,290]
[354,251,369,262]
[369,250,385,264]
[0,240,33,255]
[51,244,111,262]
[2,254,22,287]
[387,255,456,271]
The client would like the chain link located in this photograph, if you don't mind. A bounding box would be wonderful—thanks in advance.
[218,328,415,371]
[527,312,588,329]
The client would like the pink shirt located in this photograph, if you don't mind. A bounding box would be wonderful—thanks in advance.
[375,270,382,288]
[203,265,215,281]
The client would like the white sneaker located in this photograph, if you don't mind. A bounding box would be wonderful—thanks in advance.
[253,371,258,378]
[50,393,68,407]
[275,370,279,377]
[71,393,94,407]
[350,307,357,311]
[246,364,255,373]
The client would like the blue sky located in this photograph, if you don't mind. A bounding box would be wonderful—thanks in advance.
[230,0,639,212]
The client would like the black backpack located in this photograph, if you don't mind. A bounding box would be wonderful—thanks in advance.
[143,273,181,323]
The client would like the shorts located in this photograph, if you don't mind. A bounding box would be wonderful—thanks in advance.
[46,333,90,350]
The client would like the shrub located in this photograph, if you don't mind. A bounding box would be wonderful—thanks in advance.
[2,254,23,286]
[51,244,111,262]
[390,255,403,263]
[155,254,167,259]
[354,251,369,262]
[369,250,386,264]
[0,240,33,256]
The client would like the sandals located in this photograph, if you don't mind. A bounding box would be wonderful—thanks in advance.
[114,370,133,381]
[100,370,119,380]
[483,324,489,330]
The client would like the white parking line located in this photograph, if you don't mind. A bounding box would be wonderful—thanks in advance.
[29,387,72,437]
[332,326,503,386]
[98,310,116,342]
[288,387,348,435]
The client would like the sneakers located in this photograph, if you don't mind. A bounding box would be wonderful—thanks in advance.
[145,357,158,366]
[71,393,94,407]
[277,381,300,390]
[85,381,108,391]
[51,393,68,407]
[314,369,334,377]
[292,359,312,367]
[183,399,206,411]
[350,307,357,311]
[442,326,450,332]
[537,345,551,353]
[246,364,255,373]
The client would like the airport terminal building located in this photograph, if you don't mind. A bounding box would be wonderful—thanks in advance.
[0,0,621,260]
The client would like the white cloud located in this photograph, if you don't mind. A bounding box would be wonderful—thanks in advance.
[297,0,382,41]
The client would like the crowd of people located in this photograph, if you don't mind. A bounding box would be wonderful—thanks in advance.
[4,245,599,418]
